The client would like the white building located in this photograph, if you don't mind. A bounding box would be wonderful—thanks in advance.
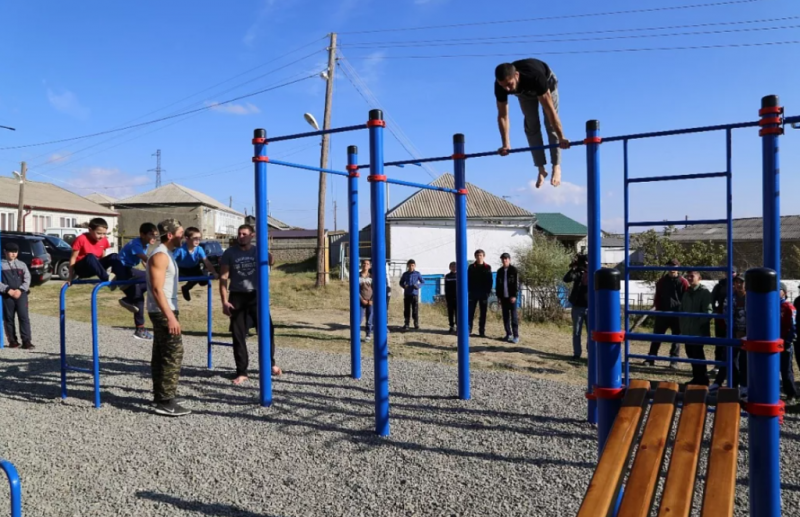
[385,174,535,274]
[0,176,118,238]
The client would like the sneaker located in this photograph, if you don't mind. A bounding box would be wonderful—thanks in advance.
[479,333,487,338]
[512,337,519,344]
[708,367,720,377]
[740,387,749,400]
[181,285,191,302]
[153,399,192,417]
[21,342,35,350]
[572,354,581,360]
[365,334,372,342]
[402,325,409,332]
[7,341,21,349]
[449,327,456,334]
[133,328,153,340]
[642,360,655,366]
[709,383,720,392]
[505,335,513,343]
[669,361,678,369]
[107,277,117,292]
[118,299,139,314]
[152,397,190,408]
[414,325,420,330]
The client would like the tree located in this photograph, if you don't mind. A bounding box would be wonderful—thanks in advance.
[631,227,726,283]
[515,233,573,322]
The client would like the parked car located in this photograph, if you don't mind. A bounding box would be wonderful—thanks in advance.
[199,240,224,271]
[0,232,52,285]
[43,227,82,246]
[40,234,74,280]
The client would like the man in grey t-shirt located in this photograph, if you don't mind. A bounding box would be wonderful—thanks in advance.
[219,224,281,385]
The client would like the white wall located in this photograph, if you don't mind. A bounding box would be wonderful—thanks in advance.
[214,209,244,236]
[389,222,533,275]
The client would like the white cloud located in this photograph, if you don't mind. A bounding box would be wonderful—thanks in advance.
[46,152,72,164]
[243,0,280,47]
[204,101,261,115]
[526,180,586,206]
[47,89,89,119]
[68,167,150,199]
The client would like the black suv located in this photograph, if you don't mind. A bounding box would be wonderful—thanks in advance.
[0,232,52,285]
[199,240,224,271]
[39,234,73,280]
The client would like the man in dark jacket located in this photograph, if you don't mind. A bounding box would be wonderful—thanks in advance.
[444,261,457,333]
[468,249,493,338]
[496,253,519,343]
[645,259,689,367]
[710,272,736,378]
[563,254,588,359]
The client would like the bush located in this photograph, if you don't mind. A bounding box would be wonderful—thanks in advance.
[515,233,573,323]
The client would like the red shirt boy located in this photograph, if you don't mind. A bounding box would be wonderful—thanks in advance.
[71,232,110,262]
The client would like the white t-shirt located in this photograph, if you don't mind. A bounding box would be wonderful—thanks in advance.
[146,243,179,313]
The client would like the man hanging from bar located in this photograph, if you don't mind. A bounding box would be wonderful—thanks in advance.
[494,59,570,188]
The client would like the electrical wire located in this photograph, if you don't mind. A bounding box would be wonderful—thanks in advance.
[338,0,771,35]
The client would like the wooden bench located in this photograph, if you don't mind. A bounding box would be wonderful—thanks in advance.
[577,381,741,517]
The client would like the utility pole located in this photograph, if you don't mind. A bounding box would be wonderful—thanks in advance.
[315,32,337,287]
[229,196,233,208]
[149,149,165,188]
[16,162,26,231]
[333,200,338,232]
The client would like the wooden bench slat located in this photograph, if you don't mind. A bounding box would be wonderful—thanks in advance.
[701,388,741,517]
[577,380,651,517]
[657,385,709,517]
[617,382,679,517]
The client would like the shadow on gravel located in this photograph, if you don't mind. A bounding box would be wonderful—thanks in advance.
[136,491,287,517]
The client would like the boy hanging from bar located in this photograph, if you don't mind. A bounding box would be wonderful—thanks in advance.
[117,222,159,341]
[1,242,33,349]
[174,227,218,302]
[67,217,125,291]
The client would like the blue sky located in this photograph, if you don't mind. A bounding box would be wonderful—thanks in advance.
[1,0,799,233]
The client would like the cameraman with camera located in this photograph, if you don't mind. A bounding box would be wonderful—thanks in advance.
[563,254,588,360]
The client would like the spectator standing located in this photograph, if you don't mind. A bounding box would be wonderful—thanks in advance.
[359,259,373,341]
[680,271,713,386]
[468,250,493,338]
[444,261,457,334]
[1,242,33,350]
[563,254,588,359]
[399,259,424,331]
[496,253,519,343]
[779,283,798,402]
[645,259,688,367]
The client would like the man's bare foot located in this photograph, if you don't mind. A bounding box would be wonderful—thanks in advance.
[232,375,248,385]
[535,166,548,188]
[272,366,283,376]
[551,165,562,187]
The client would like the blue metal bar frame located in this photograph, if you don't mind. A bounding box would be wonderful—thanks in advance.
[347,146,361,380]
[453,134,470,401]
[368,110,390,437]
[585,120,600,425]
[626,265,727,273]
[628,354,726,367]
[623,140,630,386]
[626,332,741,347]
[254,129,273,407]
[725,129,734,388]
[385,177,458,194]
[267,124,366,143]
[626,310,724,319]
[268,158,349,178]
[594,269,622,455]
[0,459,21,517]
[626,171,728,183]
[627,218,728,227]
[59,276,214,408]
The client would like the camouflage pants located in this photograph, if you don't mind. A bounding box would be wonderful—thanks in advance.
[149,311,184,402]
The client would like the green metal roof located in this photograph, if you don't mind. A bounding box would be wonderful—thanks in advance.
[534,213,587,236]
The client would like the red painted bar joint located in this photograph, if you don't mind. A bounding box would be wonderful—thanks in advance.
[346,164,360,177]
[746,401,786,424]
[583,137,602,144]
[252,137,267,144]
[591,330,625,343]
[585,391,597,401]
[457,188,468,195]
[252,156,269,163]
[593,387,625,400]
[367,175,387,182]
[367,120,386,128]
[452,153,466,160]
[742,338,784,353]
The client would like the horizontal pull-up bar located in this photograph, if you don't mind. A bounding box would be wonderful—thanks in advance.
[627,333,741,348]
[384,177,459,193]
[627,309,725,320]
[626,265,727,272]
[269,158,350,177]
[266,124,366,143]
[627,171,729,184]
[627,218,728,227]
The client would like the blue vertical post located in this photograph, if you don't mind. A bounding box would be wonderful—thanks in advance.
[253,128,273,407]
[744,268,782,517]
[60,283,69,399]
[622,139,630,386]
[368,109,390,436]
[760,95,781,279]
[1,459,22,517]
[453,133,470,400]
[347,145,362,380]
[585,120,601,425]
[91,283,104,408]
[593,268,623,453]
[725,129,734,387]
[207,279,213,370]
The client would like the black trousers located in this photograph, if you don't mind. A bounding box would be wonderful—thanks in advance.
[403,295,419,327]
[73,253,124,282]
[501,297,519,338]
[647,316,681,358]
[712,320,740,387]
[116,267,145,327]
[179,265,208,290]
[685,342,710,385]
[781,346,798,399]
[446,298,457,328]
[2,292,31,344]
[469,297,488,334]
[229,291,275,376]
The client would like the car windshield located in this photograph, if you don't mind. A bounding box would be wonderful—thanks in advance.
[203,242,222,253]
[30,240,47,257]
[49,237,72,250]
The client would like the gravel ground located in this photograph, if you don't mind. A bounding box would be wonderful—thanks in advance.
[0,313,799,516]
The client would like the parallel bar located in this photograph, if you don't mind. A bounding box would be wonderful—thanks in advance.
[0,459,22,517]
[210,341,234,347]
[206,280,213,369]
[627,218,728,227]
[385,177,458,193]
[627,333,741,347]
[604,119,763,142]
[726,129,735,388]
[623,139,631,387]
[91,282,108,408]
[595,268,623,455]
[586,120,601,425]
[269,158,349,177]
[453,134,470,401]
[65,366,92,374]
[254,129,273,407]
[786,115,800,125]
[60,282,69,399]
[627,172,727,184]
[267,123,366,143]
[628,353,726,367]
[627,265,727,273]
[347,145,361,380]
[627,309,725,320]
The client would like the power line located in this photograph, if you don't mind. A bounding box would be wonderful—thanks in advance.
[346,39,800,59]
[339,21,800,49]
[338,0,771,35]
[338,15,800,47]
[1,72,318,151]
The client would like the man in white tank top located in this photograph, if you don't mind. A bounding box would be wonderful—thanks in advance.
[146,219,190,417]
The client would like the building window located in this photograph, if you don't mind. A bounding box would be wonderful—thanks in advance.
[1,213,5,231]
[45,216,52,228]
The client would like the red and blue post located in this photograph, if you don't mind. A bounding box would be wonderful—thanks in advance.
[347,145,361,380]
[453,133,470,400]
[253,128,273,407]
[585,120,602,424]
[592,268,623,454]
[367,109,390,436]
